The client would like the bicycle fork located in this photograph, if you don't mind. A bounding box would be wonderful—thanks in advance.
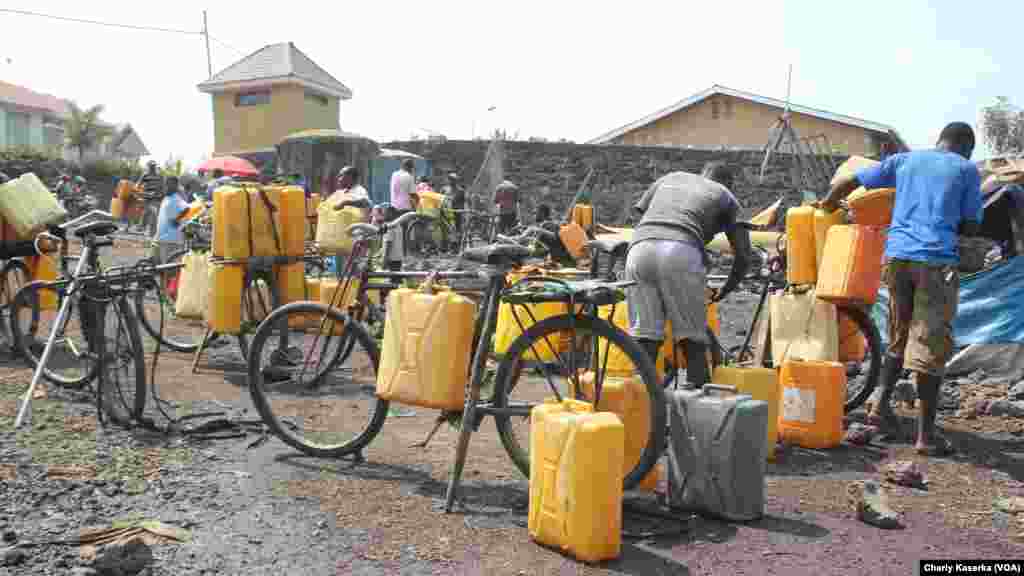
[444,273,505,513]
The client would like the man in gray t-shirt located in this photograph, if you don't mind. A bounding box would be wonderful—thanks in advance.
[626,162,752,388]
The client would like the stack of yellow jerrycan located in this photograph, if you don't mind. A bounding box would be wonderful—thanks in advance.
[529,398,623,563]
[576,371,658,491]
[376,282,475,410]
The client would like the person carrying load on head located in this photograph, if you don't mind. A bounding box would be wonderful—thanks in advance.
[136,160,164,235]
[626,162,752,389]
[819,121,983,457]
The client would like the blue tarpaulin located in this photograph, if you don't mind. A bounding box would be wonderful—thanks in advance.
[872,256,1024,347]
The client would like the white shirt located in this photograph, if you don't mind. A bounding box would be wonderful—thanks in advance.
[390,170,414,211]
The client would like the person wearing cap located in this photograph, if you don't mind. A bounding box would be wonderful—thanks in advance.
[442,172,466,236]
[135,161,164,235]
[494,179,520,234]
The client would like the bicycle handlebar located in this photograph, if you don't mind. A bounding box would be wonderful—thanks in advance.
[345,211,435,239]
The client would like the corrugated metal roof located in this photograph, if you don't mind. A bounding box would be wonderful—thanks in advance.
[197,42,352,100]
[587,84,900,144]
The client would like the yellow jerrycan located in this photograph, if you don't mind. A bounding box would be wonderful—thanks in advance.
[712,366,780,460]
[529,398,624,563]
[376,286,476,410]
[778,360,846,449]
[247,187,285,257]
[206,263,244,334]
[273,186,306,257]
[27,255,58,310]
[212,186,251,259]
[576,371,657,491]
[813,208,847,271]
[785,206,817,285]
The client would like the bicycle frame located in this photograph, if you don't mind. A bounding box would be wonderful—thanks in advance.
[13,229,174,428]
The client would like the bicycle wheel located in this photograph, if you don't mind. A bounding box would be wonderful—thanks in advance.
[247,302,387,458]
[134,251,208,353]
[405,218,443,259]
[0,259,31,347]
[10,280,97,388]
[84,295,147,426]
[492,314,666,489]
[838,304,883,413]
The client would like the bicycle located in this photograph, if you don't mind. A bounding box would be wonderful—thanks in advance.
[244,211,666,513]
[10,213,147,427]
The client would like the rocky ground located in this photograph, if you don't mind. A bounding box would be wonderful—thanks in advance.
[1,235,1024,575]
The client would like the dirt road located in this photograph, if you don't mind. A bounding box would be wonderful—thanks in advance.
[1,237,1023,575]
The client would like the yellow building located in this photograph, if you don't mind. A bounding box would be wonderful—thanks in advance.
[588,85,905,158]
[198,42,352,158]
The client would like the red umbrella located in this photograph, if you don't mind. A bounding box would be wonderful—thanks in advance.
[198,156,259,177]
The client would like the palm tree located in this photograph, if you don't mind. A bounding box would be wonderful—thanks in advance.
[64,101,112,162]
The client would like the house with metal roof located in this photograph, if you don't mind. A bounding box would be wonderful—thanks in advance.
[197,42,352,158]
[0,80,149,162]
[587,85,905,158]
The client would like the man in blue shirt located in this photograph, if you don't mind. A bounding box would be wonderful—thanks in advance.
[153,176,190,262]
[820,122,982,456]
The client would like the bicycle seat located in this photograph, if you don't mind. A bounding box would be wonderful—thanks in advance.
[73,220,120,239]
[462,243,534,266]
[589,236,629,257]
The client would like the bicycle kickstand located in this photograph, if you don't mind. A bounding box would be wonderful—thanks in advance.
[191,327,214,374]
[410,415,447,449]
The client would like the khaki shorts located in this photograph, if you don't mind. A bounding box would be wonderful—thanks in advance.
[885,259,958,377]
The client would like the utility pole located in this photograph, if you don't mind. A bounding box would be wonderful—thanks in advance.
[202,10,212,79]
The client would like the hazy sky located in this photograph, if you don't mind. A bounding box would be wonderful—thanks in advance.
[1,0,1017,169]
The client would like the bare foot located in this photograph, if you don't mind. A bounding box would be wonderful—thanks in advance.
[914,434,954,456]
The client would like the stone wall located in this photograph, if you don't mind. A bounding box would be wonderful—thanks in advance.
[383,139,846,226]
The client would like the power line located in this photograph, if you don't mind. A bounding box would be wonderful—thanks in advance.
[0,8,200,35]
[209,36,248,57]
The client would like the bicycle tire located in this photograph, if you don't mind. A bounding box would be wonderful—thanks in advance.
[89,296,147,427]
[134,250,206,353]
[0,259,31,347]
[247,302,388,458]
[10,280,98,388]
[492,314,666,490]
[838,304,883,413]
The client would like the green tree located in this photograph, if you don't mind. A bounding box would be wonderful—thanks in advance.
[163,155,183,177]
[64,101,112,162]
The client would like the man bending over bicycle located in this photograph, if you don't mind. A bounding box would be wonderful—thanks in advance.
[626,162,752,389]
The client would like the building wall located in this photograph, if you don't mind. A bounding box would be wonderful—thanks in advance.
[385,139,846,226]
[0,106,47,149]
[211,83,340,155]
[614,95,883,158]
